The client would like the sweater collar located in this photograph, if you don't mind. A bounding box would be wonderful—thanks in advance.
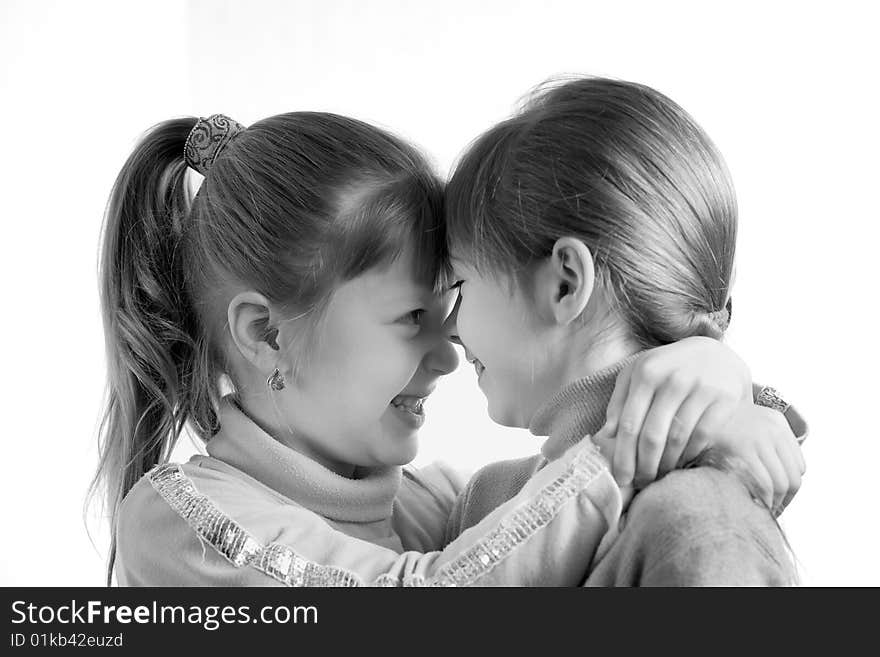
[530,353,642,461]
[206,398,402,523]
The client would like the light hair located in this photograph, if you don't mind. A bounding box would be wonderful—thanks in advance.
[90,113,445,583]
[447,77,737,347]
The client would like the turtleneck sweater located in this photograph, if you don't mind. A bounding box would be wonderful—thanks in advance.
[446,356,636,540]
[205,400,403,527]
[445,356,800,586]
[115,396,623,586]
[532,355,639,460]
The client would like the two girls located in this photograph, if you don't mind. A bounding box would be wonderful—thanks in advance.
[93,83,803,585]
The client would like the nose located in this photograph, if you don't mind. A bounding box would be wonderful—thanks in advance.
[421,290,461,376]
[424,331,459,375]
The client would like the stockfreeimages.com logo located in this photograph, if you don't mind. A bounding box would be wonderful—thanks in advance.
[11,600,317,632]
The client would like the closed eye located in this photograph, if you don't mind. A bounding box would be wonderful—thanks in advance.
[398,309,426,326]
[445,281,464,322]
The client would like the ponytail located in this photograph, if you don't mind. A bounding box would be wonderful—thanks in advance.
[89,111,447,585]
[89,118,211,585]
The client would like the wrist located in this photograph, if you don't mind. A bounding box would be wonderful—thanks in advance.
[754,385,808,445]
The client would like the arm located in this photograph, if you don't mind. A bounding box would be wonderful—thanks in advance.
[393,462,471,552]
[584,467,797,586]
[681,399,805,515]
[116,441,622,587]
[591,337,806,511]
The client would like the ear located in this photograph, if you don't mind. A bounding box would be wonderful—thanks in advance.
[227,291,284,374]
[534,237,596,327]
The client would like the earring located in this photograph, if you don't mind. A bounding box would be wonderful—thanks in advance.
[267,368,285,391]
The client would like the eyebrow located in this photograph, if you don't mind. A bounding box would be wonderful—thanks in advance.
[381,283,433,306]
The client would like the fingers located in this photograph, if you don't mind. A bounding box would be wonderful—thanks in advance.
[611,367,657,487]
[795,439,806,476]
[601,365,633,485]
[633,373,692,488]
[776,440,803,513]
[745,457,775,511]
[657,388,715,476]
[677,398,735,467]
[602,365,632,436]
[590,424,616,463]
[764,409,804,513]
[759,443,790,514]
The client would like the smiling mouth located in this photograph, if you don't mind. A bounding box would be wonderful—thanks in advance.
[390,394,426,416]
[471,358,485,378]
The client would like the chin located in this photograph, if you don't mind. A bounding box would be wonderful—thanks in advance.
[382,447,418,467]
[487,399,523,429]
[375,436,419,467]
[386,453,417,467]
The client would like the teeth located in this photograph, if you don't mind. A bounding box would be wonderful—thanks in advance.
[391,396,425,414]
[468,355,485,371]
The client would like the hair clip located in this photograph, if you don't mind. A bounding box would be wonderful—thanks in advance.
[184,114,246,176]
[706,307,730,332]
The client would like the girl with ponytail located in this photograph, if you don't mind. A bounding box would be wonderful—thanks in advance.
[443,77,807,584]
[94,117,213,583]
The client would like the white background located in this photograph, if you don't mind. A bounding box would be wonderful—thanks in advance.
[1,0,877,586]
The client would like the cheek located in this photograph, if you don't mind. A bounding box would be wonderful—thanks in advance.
[457,298,490,350]
[321,331,419,404]
[460,299,517,367]
[371,338,422,391]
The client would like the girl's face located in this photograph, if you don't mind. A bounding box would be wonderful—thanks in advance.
[446,259,563,429]
[277,246,459,473]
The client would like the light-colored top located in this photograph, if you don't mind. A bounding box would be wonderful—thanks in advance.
[116,398,623,587]
[444,357,808,585]
[446,356,636,541]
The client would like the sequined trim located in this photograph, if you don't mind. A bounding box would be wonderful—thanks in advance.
[149,464,362,587]
[426,447,607,587]
[373,574,400,587]
[149,446,607,588]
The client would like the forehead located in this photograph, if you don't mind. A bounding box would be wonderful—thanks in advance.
[448,254,473,275]
[449,254,497,286]
[377,248,432,294]
[450,254,524,302]
[345,245,434,306]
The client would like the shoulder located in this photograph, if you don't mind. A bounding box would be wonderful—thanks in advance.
[446,454,546,539]
[611,467,796,585]
[626,466,774,538]
[392,462,470,552]
[466,454,546,504]
[115,459,328,586]
[119,457,289,541]
[401,461,468,504]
